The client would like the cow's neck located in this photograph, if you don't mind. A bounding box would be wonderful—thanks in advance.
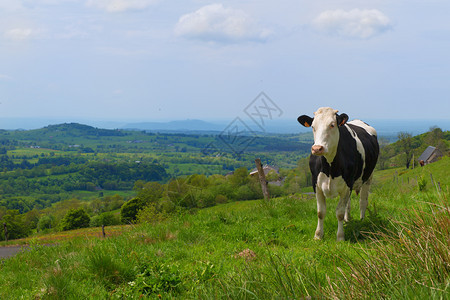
[323,149,337,165]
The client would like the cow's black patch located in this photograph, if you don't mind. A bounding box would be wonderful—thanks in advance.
[347,124,379,182]
[309,121,378,192]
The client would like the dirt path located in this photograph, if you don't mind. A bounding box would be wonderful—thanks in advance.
[0,246,29,259]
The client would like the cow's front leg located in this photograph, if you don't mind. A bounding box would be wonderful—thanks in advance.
[336,189,351,241]
[314,189,326,240]
[344,195,351,222]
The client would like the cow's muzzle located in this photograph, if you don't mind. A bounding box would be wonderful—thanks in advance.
[311,145,324,155]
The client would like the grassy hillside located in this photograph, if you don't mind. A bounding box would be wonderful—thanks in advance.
[0,158,448,299]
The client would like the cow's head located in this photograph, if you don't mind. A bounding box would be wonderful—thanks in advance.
[298,107,348,158]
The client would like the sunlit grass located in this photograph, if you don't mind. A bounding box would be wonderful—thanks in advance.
[0,160,448,299]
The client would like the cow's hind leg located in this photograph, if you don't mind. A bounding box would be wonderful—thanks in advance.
[314,190,326,240]
[336,189,351,241]
[359,182,371,219]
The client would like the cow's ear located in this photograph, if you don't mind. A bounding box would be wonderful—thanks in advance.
[298,115,313,127]
[337,113,348,126]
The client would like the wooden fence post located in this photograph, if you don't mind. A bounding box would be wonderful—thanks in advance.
[3,223,7,242]
[255,158,270,201]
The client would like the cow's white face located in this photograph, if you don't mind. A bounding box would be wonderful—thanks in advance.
[310,107,340,156]
[298,107,348,161]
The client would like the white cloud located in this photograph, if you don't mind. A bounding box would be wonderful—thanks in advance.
[86,0,159,13]
[174,4,272,43]
[312,9,392,39]
[4,28,35,40]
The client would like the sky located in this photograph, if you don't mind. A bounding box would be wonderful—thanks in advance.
[0,0,449,129]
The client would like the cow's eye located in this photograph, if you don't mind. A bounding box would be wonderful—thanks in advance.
[330,124,335,128]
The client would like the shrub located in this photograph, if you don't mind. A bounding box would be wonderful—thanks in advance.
[89,212,121,227]
[59,208,90,231]
[215,194,228,204]
[135,204,167,224]
[37,215,56,233]
[196,190,215,208]
[235,185,260,201]
[0,209,31,240]
[418,175,427,191]
[120,197,145,224]
[127,263,183,296]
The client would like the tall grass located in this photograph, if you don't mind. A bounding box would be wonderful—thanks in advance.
[0,163,448,299]
[324,191,449,299]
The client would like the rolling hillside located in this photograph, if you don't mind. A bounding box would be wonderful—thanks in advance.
[0,157,448,299]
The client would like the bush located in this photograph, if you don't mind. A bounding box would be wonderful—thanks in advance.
[215,194,228,204]
[235,184,261,201]
[0,209,31,240]
[90,212,121,227]
[135,204,167,224]
[120,197,146,224]
[127,263,182,296]
[196,190,215,208]
[418,175,427,191]
[60,208,90,231]
[37,215,56,233]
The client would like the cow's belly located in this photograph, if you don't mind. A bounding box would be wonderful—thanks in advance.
[317,172,348,198]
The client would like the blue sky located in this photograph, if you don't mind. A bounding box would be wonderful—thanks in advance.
[1,0,449,127]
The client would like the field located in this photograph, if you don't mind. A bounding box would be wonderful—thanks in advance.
[0,158,448,299]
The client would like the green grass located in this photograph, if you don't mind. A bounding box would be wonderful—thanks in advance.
[0,159,448,299]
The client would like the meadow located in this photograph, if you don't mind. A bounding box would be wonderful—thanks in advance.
[0,157,448,299]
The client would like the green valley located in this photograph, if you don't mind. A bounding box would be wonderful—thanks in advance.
[0,122,448,299]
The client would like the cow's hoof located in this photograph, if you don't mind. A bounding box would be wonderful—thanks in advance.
[337,233,345,242]
[314,232,323,240]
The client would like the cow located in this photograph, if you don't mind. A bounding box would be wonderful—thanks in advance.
[297,107,379,241]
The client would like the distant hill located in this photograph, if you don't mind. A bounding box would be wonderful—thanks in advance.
[1,117,449,135]
[122,119,225,132]
[43,123,125,137]
[2,123,126,141]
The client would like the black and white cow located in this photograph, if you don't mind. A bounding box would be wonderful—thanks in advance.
[298,107,379,241]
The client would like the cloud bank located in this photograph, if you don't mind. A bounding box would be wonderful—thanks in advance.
[174,4,272,43]
[313,9,392,39]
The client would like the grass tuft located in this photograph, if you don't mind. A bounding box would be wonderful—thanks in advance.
[324,192,449,299]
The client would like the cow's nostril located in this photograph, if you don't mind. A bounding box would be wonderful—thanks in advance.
[311,145,324,154]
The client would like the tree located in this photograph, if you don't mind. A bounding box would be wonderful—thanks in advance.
[1,210,31,240]
[135,181,164,205]
[397,132,413,169]
[229,167,249,187]
[120,197,145,224]
[60,208,90,231]
[37,215,56,233]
